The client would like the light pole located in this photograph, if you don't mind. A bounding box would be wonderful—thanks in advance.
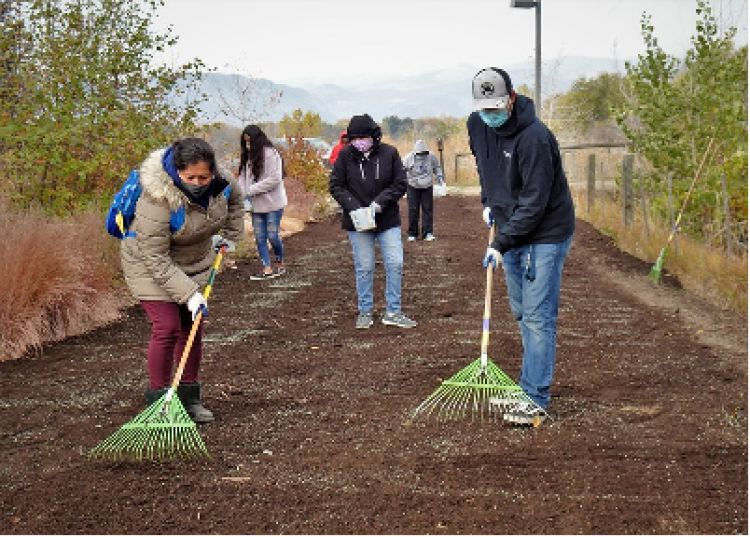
[510,0,541,117]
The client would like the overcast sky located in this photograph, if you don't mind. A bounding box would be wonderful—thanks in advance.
[153,0,748,86]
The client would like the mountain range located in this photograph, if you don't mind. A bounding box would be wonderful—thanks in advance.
[190,56,628,125]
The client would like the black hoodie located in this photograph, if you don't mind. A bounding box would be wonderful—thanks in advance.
[329,115,407,232]
[467,94,575,253]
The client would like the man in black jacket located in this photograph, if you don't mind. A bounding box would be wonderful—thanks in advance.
[467,68,575,425]
[329,114,417,330]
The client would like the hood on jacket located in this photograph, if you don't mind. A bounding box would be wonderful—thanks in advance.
[413,139,429,154]
[139,148,186,212]
[493,94,537,137]
[140,148,231,211]
[338,131,349,144]
[346,114,382,153]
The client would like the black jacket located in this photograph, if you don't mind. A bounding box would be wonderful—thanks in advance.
[329,142,407,232]
[467,94,575,253]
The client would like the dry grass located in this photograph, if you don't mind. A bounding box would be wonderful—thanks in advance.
[0,200,123,361]
[571,187,748,316]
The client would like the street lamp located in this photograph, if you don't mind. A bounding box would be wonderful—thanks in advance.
[510,0,541,118]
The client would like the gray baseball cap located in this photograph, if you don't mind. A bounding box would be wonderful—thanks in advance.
[472,68,513,110]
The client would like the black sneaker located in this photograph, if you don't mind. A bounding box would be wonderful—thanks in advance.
[274,265,286,276]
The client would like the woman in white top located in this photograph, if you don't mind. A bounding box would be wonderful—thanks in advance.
[238,125,288,279]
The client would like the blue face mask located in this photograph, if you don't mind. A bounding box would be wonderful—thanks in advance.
[479,108,510,128]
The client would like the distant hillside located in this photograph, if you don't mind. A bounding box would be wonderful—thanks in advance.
[187,57,627,125]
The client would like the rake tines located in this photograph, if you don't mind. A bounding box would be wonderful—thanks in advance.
[88,248,228,462]
[88,390,210,462]
[411,356,528,421]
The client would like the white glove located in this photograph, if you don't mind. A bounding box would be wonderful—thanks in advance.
[482,207,494,228]
[212,235,236,253]
[243,196,253,213]
[483,247,501,270]
[187,292,208,321]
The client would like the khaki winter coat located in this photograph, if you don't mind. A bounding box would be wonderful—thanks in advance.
[120,148,245,304]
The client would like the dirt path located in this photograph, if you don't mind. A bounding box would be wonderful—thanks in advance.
[0,193,746,534]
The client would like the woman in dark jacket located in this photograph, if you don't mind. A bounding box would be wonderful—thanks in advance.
[329,114,416,330]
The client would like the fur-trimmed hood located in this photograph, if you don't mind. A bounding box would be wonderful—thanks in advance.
[138,148,187,212]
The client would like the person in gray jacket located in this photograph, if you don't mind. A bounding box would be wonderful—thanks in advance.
[403,139,444,242]
[122,137,244,423]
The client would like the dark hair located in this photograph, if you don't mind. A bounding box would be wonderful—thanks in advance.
[172,137,217,174]
[239,124,279,180]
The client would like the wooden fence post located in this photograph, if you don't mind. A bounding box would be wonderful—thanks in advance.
[587,154,596,213]
[622,153,634,226]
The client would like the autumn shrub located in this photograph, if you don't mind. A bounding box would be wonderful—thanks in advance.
[0,199,123,360]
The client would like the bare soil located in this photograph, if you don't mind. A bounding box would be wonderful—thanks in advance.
[0,193,746,535]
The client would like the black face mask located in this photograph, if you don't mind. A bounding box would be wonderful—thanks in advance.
[183,181,211,198]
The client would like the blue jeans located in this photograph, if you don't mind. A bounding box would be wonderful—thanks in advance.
[252,209,284,268]
[501,234,573,409]
[347,226,403,314]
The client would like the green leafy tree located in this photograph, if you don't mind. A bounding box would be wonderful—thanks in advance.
[382,115,414,139]
[0,0,206,214]
[553,73,629,137]
[614,0,747,243]
[279,108,324,138]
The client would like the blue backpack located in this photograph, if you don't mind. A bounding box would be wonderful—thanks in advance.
[105,169,232,239]
[105,170,185,239]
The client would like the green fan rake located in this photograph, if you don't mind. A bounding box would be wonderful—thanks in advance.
[649,137,715,283]
[88,247,227,462]
[411,226,542,425]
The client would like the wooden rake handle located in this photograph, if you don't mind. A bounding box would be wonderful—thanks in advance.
[170,246,226,391]
[480,225,496,361]
[666,137,715,244]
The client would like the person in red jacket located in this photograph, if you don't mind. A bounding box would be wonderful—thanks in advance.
[328,131,349,166]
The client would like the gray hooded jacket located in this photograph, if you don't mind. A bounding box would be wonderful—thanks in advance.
[402,140,443,189]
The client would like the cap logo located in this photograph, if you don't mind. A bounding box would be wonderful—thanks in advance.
[481,82,495,97]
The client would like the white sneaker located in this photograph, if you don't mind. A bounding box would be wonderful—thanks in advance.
[407,236,417,242]
[424,233,436,241]
[503,401,546,425]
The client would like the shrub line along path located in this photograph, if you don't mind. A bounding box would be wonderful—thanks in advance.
[0,193,746,534]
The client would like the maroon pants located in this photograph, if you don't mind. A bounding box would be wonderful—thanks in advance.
[141,301,203,390]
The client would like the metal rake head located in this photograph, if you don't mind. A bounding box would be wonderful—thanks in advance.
[88,392,209,462]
